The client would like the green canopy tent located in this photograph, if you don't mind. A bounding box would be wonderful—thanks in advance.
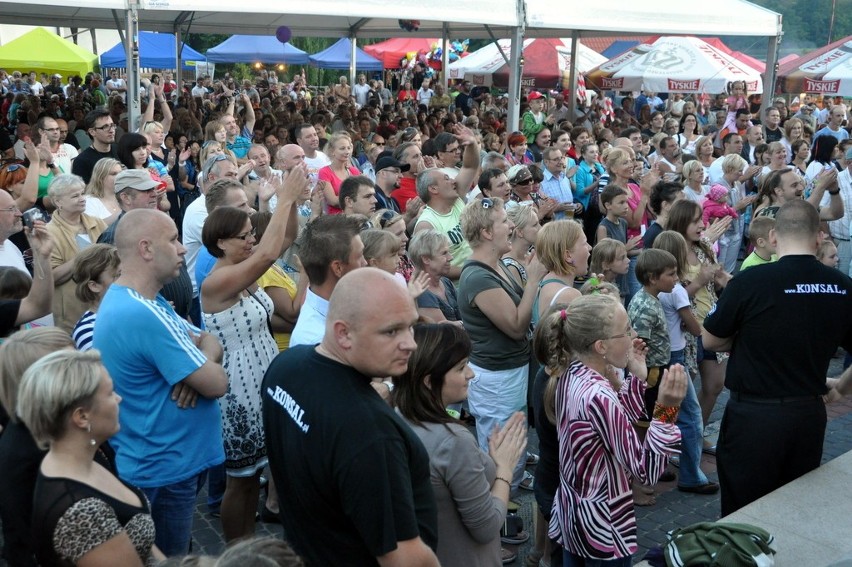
[0,27,98,79]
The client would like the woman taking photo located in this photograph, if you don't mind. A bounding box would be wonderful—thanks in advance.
[408,229,461,324]
[395,323,527,567]
[543,295,685,566]
[19,349,163,566]
[45,174,107,332]
[83,158,123,226]
[318,132,360,215]
[458,197,546,493]
[200,165,306,543]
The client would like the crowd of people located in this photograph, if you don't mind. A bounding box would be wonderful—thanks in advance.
[1,63,852,567]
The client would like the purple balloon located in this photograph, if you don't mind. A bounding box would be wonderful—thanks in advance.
[276,26,291,44]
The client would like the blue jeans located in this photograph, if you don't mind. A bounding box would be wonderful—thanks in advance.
[563,550,632,566]
[670,349,708,487]
[206,463,226,513]
[141,473,205,557]
[626,255,641,304]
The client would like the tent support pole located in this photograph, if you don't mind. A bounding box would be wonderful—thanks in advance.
[90,28,98,55]
[506,0,525,132]
[485,25,511,67]
[125,2,140,131]
[112,10,125,46]
[760,33,781,117]
[175,25,182,75]
[350,34,357,87]
[442,23,449,90]
[567,31,579,120]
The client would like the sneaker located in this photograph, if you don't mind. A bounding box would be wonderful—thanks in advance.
[670,455,680,468]
[519,471,535,491]
[502,547,518,564]
[525,452,540,466]
[501,529,530,545]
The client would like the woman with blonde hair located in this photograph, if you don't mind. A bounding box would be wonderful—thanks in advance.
[19,350,164,566]
[532,219,591,324]
[458,197,546,494]
[540,295,685,565]
[501,205,542,289]
[0,328,75,567]
[318,132,360,214]
[682,160,708,203]
[84,158,123,225]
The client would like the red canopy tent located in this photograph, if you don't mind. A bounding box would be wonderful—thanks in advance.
[490,38,605,89]
[363,38,438,69]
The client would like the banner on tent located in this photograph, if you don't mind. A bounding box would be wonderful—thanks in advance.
[805,78,841,94]
[798,43,852,73]
[195,62,216,79]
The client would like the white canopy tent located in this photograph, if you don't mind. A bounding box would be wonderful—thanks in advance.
[0,0,782,130]
[586,36,765,94]
[447,38,606,87]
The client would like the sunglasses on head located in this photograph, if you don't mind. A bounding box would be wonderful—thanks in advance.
[2,164,24,173]
[481,198,494,209]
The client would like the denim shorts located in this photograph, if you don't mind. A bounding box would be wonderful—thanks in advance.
[696,335,717,363]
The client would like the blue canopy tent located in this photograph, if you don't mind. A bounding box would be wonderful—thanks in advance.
[308,38,383,71]
[100,32,204,69]
[206,35,309,65]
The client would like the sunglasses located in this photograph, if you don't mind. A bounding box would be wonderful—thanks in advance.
[377,209,398,228]
[232,228,256,241]
[513,177,534,186]
[2,164,24,173]
[481,198,494,209]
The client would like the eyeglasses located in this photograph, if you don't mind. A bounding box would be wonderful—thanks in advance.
[441,145,461,153]
[41,127,60,133]
[0,206,20,213]
[232,229,256,241]
[480,198,494,209]
[607,327,636,340]
[92,123,117,131]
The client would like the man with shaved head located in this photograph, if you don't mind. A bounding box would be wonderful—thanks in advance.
[263,268,439,566]
[93,209,228,556]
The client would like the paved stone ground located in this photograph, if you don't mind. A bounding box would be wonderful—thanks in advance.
[4,357,851,566]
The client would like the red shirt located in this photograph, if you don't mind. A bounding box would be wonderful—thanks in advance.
[390,177,417,212]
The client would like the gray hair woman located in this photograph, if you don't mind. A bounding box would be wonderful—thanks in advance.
[457,197,546,493]
[17,349,164,566]
[46,174,107,332]
[408,229,460,323]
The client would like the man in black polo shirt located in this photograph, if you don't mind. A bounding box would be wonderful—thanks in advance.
[262,268,438,567]
[703,199,852,516]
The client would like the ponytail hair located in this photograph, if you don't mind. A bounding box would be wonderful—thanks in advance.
[538,293,621,424]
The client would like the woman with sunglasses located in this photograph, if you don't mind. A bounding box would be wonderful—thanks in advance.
[0,141,40,214]
[458,198,547,495]
[199,165,308,544]
[506,164,557,222]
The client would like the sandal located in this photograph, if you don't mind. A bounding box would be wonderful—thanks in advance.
[519,471,535,491]
[501,547,518,564]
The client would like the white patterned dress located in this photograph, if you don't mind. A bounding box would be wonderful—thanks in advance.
[203,289,278,477]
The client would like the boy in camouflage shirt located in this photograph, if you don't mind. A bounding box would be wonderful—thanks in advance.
[628,249,679,418]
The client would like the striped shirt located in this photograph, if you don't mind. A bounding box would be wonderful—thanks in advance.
[549,360,680,560]
[72,310,96,351]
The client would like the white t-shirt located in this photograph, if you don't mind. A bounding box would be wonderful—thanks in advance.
[0,239,54,327]
[659,283,690,351]
[304,152,331,189]
[352,83,371,107]
[52,143,79,175]
[28,81,44,96]
[417,88,434,106]
[106,78,127,102]
[182,197,209,297]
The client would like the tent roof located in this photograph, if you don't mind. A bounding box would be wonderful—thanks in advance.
[526,0,781,37]
[777,35,852,96]
[206,35,309,64]
[0,27,97,78]
[363,38,439,68]
[100,31,204,69]
[309,38,383,71]
[0,0,780,38]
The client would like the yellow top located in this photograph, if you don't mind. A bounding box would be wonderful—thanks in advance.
[257,264,297,351]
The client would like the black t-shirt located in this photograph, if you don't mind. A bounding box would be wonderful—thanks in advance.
[0,421,45,567]
[0,300,20,337]
[455,93,472,116]
[704,255,852,396]
[763,126,783,143]
[262,346,437,566]
[70,146,117,184]
[532,367,558,516]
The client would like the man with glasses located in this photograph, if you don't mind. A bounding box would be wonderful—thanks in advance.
[36,116,78,174]
[540,147,578,220]
[433,132,462,168]
[71,110,117,183]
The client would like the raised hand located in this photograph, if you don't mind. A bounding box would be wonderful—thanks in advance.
[407,271,430,300]
[657,364,687,408]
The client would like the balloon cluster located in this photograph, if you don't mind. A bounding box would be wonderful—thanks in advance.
[427,39,470,67]
[398,20,420,32]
